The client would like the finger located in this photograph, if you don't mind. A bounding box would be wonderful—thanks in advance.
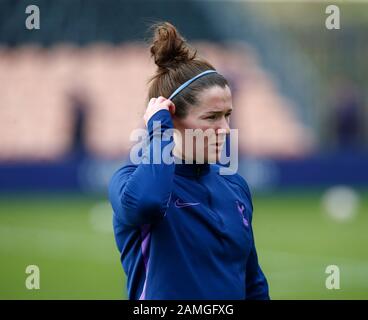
[161,100,175,111]
[148,98,157,107]
[156,96,166,103]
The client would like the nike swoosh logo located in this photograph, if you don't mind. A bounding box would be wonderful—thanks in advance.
[174,199,200,208]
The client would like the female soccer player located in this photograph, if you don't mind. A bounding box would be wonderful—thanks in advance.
[108,22,269,300]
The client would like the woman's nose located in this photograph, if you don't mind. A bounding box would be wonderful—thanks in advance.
[216,118,230,135]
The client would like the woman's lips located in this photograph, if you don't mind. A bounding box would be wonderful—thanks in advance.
[210,142,224,150]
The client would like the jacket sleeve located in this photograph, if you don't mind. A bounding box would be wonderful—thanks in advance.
[108,109,175,227]
[245,223,270,300]
[241,179,270,300]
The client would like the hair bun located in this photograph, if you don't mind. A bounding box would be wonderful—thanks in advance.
[150,22,196,71]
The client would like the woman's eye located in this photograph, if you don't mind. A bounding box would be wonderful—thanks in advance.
[205,113,231,120]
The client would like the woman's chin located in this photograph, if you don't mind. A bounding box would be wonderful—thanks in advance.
[206,149,222,163]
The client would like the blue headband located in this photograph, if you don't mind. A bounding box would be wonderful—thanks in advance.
[168,70,218,100]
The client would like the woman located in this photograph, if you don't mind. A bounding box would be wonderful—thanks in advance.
[109,22,269,300]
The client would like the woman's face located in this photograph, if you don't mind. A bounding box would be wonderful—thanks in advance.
[172,85,232,163]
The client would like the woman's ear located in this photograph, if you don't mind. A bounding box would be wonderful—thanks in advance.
[168,102,176,116]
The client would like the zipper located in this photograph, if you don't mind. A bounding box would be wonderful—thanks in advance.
[196,175,224,227]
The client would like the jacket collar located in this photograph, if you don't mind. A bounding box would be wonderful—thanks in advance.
[174,156,210,178]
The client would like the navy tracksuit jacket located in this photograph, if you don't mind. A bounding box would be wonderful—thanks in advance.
[108,109,269,300]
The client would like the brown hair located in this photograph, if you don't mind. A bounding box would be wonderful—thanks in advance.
[147,22,229,118]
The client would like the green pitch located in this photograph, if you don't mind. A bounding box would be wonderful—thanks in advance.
[0,191,367,299]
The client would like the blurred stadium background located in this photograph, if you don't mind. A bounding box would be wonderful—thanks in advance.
[0,0,367,299]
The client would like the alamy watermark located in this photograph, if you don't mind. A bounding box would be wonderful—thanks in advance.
[25,5,40,30]
[129,121,239,175]
[325,5,340,30]
[25,265,40,290]
[325,265,340,290]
